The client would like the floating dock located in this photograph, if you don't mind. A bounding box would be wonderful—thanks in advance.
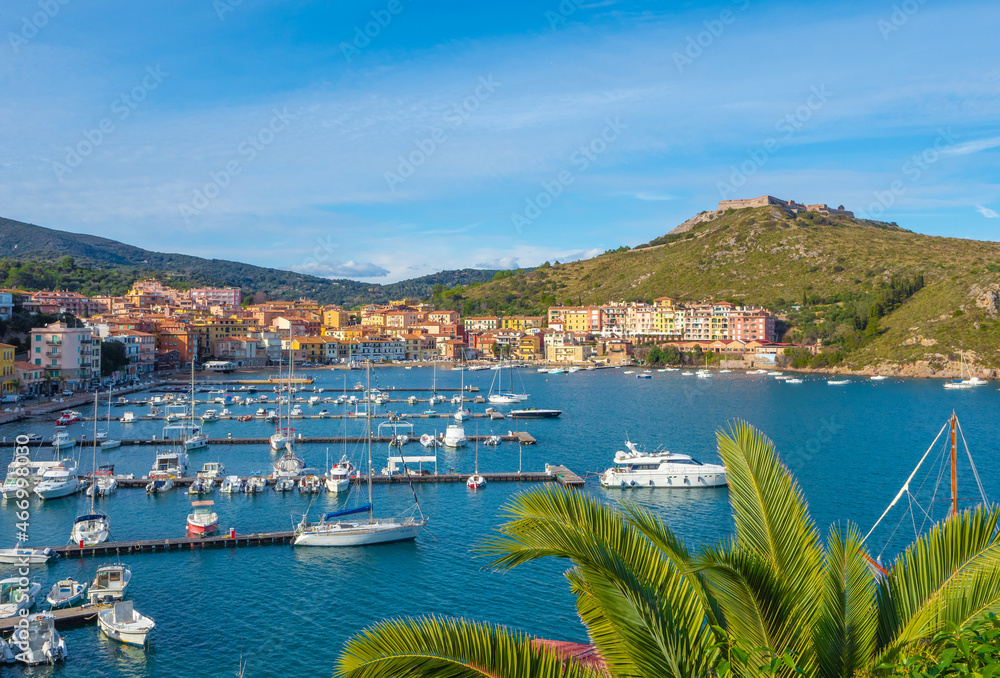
[52,531,296,559]
[545,464,585,486]
[75,432,535,446]
[0,603,112,632]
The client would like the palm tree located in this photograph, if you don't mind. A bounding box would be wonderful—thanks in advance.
[335,421,1000,678]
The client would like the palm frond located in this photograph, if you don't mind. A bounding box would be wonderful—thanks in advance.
[335,615,601,678]
[814,523,878,678]
[696,542,814,675]
[877,505,1000,657]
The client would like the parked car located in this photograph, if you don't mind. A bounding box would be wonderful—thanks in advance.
[62,390,74,397]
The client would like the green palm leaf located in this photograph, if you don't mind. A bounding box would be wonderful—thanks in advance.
[814,523,877,678]
[335,615,601,678]
[877,505,1000,658]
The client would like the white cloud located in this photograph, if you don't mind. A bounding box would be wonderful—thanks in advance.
[291,260,390,278]
[632,192,675,201]
[940,136,1000,158]
[976,205,999,219]
[475,256,520,270]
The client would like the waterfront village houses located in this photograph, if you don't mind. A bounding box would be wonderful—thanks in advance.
[29,322,101,390]
[0,342,14,395]
[0,292,13,321]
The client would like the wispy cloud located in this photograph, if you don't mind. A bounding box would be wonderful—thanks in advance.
[475,256,520,269]
[631,192,675,202]
[940,136,1000,157]
[976,205,999,219]
[292,260,390,278]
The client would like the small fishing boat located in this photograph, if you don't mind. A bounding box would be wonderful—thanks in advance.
[186,500,219,535]
[45,579,87,609]
[145,477,174,493]
[273,477,296,492]
[98,600,155,647]
[188,477,213,494]
[14,612,67,664]
[220,475,243,494]
[88,563,131,603]
[298,474,322,493]
[243,474,266,493]
[0,578,42,618]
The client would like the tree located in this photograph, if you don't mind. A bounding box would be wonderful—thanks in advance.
[335,422,1000,678]
[101,340,128,377]
[2,378,21,396]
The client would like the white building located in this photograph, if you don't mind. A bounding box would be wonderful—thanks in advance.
[29,322,102,390]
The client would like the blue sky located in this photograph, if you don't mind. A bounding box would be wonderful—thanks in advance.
[1,0,997,283]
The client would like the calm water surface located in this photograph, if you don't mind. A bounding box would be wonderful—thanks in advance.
[1,366,997,676]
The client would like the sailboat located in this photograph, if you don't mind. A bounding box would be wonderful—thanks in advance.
[70,393,110,546]
[487,355,529,404]
[100,389,121,450]
[861,411,988,575]
[270,332,296,451]
[294,361,426,546]
[467,425,486,490]
[943,350,983,389]
[183,355,209,451]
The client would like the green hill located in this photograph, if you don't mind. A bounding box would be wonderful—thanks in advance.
[0,216,498,306]
[446,206,1000,373]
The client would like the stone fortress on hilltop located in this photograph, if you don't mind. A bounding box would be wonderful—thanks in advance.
[718,195,854,217]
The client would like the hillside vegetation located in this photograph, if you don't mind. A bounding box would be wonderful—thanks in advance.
[0,217,498,306]
[444,206,1000,372]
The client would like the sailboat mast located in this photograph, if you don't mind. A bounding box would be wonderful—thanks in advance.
[950,411,958,518]
[366,361,373,519]
[92,391,98,512]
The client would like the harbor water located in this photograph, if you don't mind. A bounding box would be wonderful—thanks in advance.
[1,366,998,676]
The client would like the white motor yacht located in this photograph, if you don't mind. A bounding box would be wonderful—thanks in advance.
[442,422,467,448]
[599,440,728,489]
[220,475,243,493]
[50,431,76,449]
[325,456,353,493]
[150,449,188,478]
[33,462,81,500]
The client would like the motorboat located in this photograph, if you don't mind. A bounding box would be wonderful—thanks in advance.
[186,500,219,535]
[188,477,212,494]
[243,474,266,493]
[442,422,467,448]
[88,563,131,602]
[197,461,225,479]
[20,433,43,443]
[220,475,243,494]
[0,636,14,663]
[0,578,42,618]
[33,462,81,500]
[827,379,851,385]
[326,456,353,493]
[120,411,136,424]
[70,513,110,546]
[509,408,562,419]
[390,434,410,446]
[98,600,155,646]
[636,373,652,379]
[0,547,56,565]
[45,579,87,609]
[483,435,502,446]
[2,458,63,499]
[786,378,804,384]
[12,612,67,664]
[274,477,296,492]
[272,447,305,477]
[55,412,79,426]
[50,431,76,449]
[150,449,188,478]
[870,375,888,381]
[298,474,322,493]
[100,438,122,451]
[145,477,174,493]
[599,440,728,489]
[201,409,220,422]
[419,433,440,448]
[254,408,266,418]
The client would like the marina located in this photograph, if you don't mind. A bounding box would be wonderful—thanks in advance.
[2,366,999,677]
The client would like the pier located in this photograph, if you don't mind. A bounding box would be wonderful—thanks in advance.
[50,531,297,559]
[545,464,585,486]
[72,431,536,446]
[0,603,113,632]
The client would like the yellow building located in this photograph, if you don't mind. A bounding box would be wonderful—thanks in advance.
[322,308,349,328]
[290,337,326,361]
[191,317,261,353]
[499,315,545,331]
[0,342,15,395]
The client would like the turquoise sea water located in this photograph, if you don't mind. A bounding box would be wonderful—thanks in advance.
[1,366,998,676]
